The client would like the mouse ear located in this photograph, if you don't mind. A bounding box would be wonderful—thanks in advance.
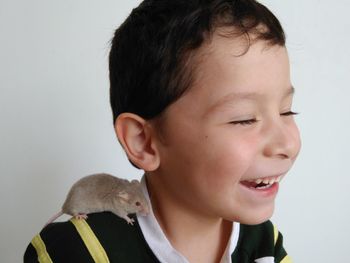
[131,179,140,185]
[118,191,130,201]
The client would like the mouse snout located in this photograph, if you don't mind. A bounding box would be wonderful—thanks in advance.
[139,205,150,216]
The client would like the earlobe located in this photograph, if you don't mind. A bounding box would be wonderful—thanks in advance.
[115,113,160,171]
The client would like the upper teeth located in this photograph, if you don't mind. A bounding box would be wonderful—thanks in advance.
[248,175,282,185]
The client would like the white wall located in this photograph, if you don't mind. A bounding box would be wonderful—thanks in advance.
[1,1,349,262]
[263,1,350,262]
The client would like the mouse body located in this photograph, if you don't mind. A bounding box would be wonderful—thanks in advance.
[45,173,149,226]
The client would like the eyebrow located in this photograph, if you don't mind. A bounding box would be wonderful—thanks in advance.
[207,86,295,114]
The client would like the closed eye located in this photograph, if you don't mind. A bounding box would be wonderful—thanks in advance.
[281,111,299,116]
[229,119,259,126]
[230,111,299,126]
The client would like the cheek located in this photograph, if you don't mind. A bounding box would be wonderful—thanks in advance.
[200,133,260,186]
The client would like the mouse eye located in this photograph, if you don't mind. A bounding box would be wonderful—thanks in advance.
[135,201,141,206]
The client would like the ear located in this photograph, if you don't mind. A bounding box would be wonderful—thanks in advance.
[115,113,160,171]
[117,191,129,205]
[131,179,140,185]
[118,191,130,201]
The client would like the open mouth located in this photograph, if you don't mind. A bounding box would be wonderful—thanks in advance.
[240,175,282,190]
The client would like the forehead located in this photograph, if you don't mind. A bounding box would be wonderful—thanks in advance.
[156,30,291,136]
[193,30,289,85]
[182,31,290,110]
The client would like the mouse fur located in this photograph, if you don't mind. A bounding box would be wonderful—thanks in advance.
[45,173,149,227]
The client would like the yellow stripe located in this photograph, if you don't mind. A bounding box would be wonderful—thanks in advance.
[70,218,110,263]
[31,234,53,263]
[280,255,293,263]
[273,225,279,245]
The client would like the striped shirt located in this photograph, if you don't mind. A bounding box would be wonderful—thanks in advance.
[24,212,291,262]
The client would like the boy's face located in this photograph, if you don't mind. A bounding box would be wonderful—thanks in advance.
[152,30,301,224]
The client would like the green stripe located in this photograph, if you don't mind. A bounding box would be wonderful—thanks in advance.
[281,255,293,263]
[31,234,53,263]
[70,218,110,263]
[273,225,279,245]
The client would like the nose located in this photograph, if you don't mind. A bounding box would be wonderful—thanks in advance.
[262,118,301,160]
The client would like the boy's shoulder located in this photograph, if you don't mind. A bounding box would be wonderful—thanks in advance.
[233,220,290,262]
[24,212,160,263]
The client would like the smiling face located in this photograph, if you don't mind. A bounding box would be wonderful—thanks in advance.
[150,30,301,224]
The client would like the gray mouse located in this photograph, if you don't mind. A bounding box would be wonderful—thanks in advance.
[45,173,149,226]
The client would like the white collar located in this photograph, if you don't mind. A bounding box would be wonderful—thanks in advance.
[136,174,240,263]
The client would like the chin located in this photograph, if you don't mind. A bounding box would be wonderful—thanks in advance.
[226,204,275,225]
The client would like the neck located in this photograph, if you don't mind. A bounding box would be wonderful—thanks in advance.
[145,173,233,263]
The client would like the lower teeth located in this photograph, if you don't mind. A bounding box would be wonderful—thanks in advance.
[255,184,272,189]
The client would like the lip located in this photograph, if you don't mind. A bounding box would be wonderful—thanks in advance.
[239,181,279,199]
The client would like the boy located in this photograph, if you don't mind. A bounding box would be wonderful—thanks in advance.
[24,0,301,262]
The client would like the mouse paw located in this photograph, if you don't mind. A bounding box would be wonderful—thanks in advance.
[124,216,135,225]
[75,213,88,220]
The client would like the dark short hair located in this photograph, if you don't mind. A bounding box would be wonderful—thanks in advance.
[109,0,285,168]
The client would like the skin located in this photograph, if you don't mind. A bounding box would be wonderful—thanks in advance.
[116,29,301,263]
